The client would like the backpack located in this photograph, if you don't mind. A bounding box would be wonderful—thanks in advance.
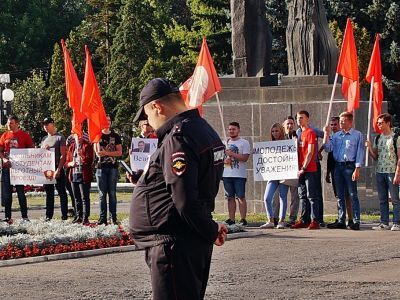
[374,130,399,161]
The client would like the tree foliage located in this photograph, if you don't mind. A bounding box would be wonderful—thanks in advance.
[11,71,50,145]
[3,0,400,132]
[0,0,86,79]
[47,43,72,138]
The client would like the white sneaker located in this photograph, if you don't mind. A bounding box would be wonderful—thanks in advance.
[372,223,390,230]
[276,222,285,229]
[391,224,400,231]
[260,222,275,229]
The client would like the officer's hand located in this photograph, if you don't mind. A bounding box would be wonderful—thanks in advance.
[214,223,228,246]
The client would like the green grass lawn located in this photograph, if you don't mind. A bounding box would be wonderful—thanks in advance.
[212,212,381,224]
[23,192,133,207]
[9,192,381,223]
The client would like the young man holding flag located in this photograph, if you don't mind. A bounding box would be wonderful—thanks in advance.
[323,112,364,230]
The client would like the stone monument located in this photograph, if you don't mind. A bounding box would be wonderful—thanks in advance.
[230,0,273,78]
[286,0,338,83]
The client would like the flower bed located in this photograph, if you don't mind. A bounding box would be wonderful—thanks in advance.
[0,219,134,260]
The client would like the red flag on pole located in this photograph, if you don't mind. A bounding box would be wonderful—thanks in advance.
[337,18,360,112]
[366,34,383,133]
[81,45,108,143]
[61,39,85,137]
[179,38,222,113]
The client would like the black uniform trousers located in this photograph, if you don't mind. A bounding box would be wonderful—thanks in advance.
[145,237,213,300]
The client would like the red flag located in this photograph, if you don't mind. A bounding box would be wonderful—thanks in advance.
[366,34,383,133]
[61,39,85,137]
[179,38,221,113]
[81,45,108,143]
[337,18,360,112]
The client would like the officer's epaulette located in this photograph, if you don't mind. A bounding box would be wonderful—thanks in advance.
[171,123,183,136]
[171,119,191,136]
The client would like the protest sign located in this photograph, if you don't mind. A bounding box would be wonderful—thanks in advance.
[130,138,158,171]
[253,139,298,181]
[10,148,56,185]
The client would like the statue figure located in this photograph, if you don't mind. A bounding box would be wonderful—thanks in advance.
[231,0,272,77]
[286,0,338,83]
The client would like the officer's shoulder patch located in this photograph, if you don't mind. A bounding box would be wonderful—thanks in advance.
[171,152,186,176]
[213,145,225,165]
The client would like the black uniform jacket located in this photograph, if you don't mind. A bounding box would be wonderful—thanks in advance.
[129,109,225,249]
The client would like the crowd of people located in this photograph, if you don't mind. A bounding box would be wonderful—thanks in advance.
[223,111,400,231]
[0,114,123,225]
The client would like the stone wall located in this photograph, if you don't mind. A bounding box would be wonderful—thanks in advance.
[203,75,384,215]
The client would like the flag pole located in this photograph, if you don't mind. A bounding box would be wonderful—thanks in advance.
[325,73,339,127]
[365,76,375,167]
[215,93,227,144]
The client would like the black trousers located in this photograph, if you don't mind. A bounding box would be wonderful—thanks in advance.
[72,181,91,218]
[145,238,213,300]
[44,169,68,219]
[2,168,28,219]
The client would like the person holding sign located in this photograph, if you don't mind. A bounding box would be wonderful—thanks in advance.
[260,123,289,229]
[323,111,364,230]
[291,111,320,230]
[41,117,69,221]
[138,119,157,138]
[65,133,94,224]
[0,115,34,223]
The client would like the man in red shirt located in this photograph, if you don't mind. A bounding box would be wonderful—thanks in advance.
[291,110,320,230]
[0,115,34,223]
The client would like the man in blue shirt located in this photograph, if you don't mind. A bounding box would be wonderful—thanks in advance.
[323,111,364,230]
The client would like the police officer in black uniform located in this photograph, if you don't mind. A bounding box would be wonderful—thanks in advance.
[129,78,228,300]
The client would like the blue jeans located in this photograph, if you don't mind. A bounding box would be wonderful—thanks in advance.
[96,168,118,221]
[316,162,324,223]
[334,163,360,223]
[298,171,319,223]
[376,172,400,225]
[1,168,28,219]
[263,180,289,219]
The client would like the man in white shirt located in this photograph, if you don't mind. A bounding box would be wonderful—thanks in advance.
[223,122,251,226]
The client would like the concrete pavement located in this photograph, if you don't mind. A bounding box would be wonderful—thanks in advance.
[1,224,400,299]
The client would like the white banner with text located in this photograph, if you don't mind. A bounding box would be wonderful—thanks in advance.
[10,148,56,185]
[253,139,298,181]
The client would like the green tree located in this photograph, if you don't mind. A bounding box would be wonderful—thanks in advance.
[107,0,157,135]
[166,0,232,81]
[11,71,50,144]
[0,0,87,79]
[47,43,72,138]
[327,0,400,126]
[266,0,289,74]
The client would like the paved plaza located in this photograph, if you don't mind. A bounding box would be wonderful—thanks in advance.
[1,225,400,299]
